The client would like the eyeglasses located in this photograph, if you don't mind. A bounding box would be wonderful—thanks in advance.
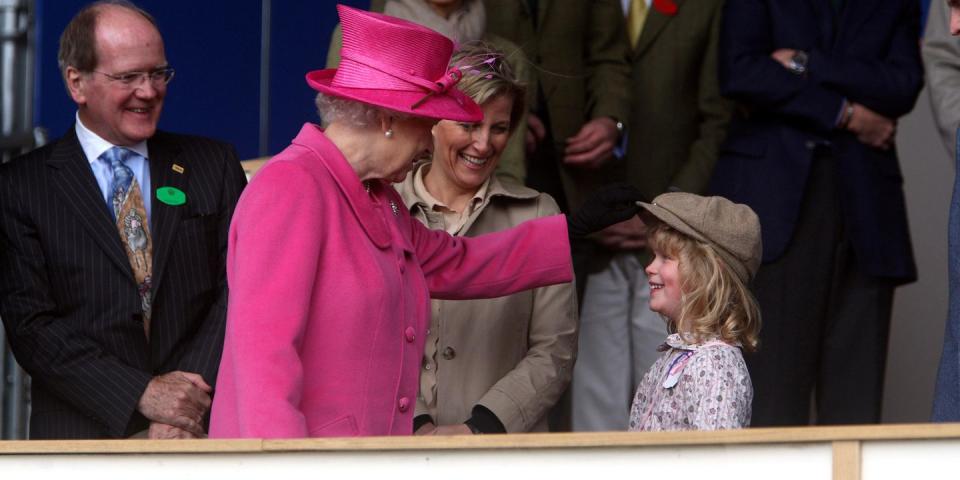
[91,67,175,89]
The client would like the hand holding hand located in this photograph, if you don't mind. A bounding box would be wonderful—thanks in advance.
[563,117,619,168]
[148,422,201,439]
[845,102,896,150]
[414,422,436,435]
[137,371,212,437]
[525,114,547,154]
[430,424,474,435]
[567,184,645,239]
[594,215,647,251]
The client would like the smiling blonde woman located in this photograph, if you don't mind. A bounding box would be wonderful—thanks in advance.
[395,43,577,435]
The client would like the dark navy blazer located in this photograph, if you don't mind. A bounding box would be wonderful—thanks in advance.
[709,0,922,283]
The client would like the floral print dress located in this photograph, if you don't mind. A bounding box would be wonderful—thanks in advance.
[628,333,752,431]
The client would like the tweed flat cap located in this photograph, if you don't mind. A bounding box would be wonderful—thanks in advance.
[639,192,762,283]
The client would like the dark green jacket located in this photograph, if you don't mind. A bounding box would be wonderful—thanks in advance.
[623,0,732,201]
[483,0,632,209]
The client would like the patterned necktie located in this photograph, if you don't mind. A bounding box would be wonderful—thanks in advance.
[627,0,649,48]
[100,146,153,339]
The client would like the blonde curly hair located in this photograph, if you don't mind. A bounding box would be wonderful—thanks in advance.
[645,213,761,352]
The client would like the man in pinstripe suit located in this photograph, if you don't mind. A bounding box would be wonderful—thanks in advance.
[0,1,246,439]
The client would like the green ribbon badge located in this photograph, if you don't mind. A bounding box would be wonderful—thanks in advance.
[156,186,186,206]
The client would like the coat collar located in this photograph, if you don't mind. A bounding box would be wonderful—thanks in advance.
[398,162,538,210]
[397,161,539,234]
[145,133,185,297]
[292,124,392,249]
[632,0,684,58]
[662,332,739,351]
[46,129,134,281]
[45,128,189,299]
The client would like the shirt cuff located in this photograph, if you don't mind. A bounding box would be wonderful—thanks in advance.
[464,405,507,434]
[413,414,433,432]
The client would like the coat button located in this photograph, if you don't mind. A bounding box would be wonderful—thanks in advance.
[398,397,410,412]
[442,346,456,360]
[404,327,416,342]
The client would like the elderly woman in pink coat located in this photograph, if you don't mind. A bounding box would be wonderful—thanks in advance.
[208,5,641,439]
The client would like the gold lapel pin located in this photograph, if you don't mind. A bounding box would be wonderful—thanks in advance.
[172,164,185,174]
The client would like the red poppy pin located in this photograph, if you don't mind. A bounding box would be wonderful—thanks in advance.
[653,0,678,16]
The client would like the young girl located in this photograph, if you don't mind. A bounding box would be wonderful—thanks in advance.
[628,192,762,431]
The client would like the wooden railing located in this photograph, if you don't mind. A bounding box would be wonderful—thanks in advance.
[1,423,958,479]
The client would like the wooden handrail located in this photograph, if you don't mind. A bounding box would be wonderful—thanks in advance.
[0,423,957,455]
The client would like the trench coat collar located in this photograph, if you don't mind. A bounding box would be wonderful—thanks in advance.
[398,161,540,234]
[293,123,392,249]
[398,161,539,211]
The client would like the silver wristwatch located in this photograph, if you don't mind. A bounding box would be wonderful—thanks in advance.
[788,50,809,75]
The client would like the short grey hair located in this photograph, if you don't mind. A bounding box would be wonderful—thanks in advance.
[58,0,158,82]
[314,93,409,128]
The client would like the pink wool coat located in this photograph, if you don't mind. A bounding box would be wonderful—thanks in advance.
[208,124,573,438]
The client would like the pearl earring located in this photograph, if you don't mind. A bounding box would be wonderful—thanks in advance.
[385,129,394,138]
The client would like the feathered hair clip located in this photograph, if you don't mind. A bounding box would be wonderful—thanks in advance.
[452,51,510,81]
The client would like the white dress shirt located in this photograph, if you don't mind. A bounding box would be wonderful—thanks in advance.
[75,112,152,221]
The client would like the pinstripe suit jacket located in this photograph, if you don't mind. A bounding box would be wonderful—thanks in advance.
[0,128,246,439]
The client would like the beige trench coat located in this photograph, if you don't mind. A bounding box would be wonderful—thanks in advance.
[395,164,578,432]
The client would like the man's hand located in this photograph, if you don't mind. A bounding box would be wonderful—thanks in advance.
[148,422,201,439]
[563,117,619,168]
[137,371,212,437]
[595,215,647,251]
[430,424,474,435]
[846,102,896,150]
[770,48,797,69]
[525,113,547,154]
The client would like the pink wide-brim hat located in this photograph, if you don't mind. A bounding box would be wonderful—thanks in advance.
[307,4,482,122]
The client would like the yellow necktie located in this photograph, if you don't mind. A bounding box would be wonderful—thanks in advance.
[627,0,649,47]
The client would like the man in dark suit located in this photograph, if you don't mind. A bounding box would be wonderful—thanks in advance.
[0,0,246,439]
[709,0,922,425]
